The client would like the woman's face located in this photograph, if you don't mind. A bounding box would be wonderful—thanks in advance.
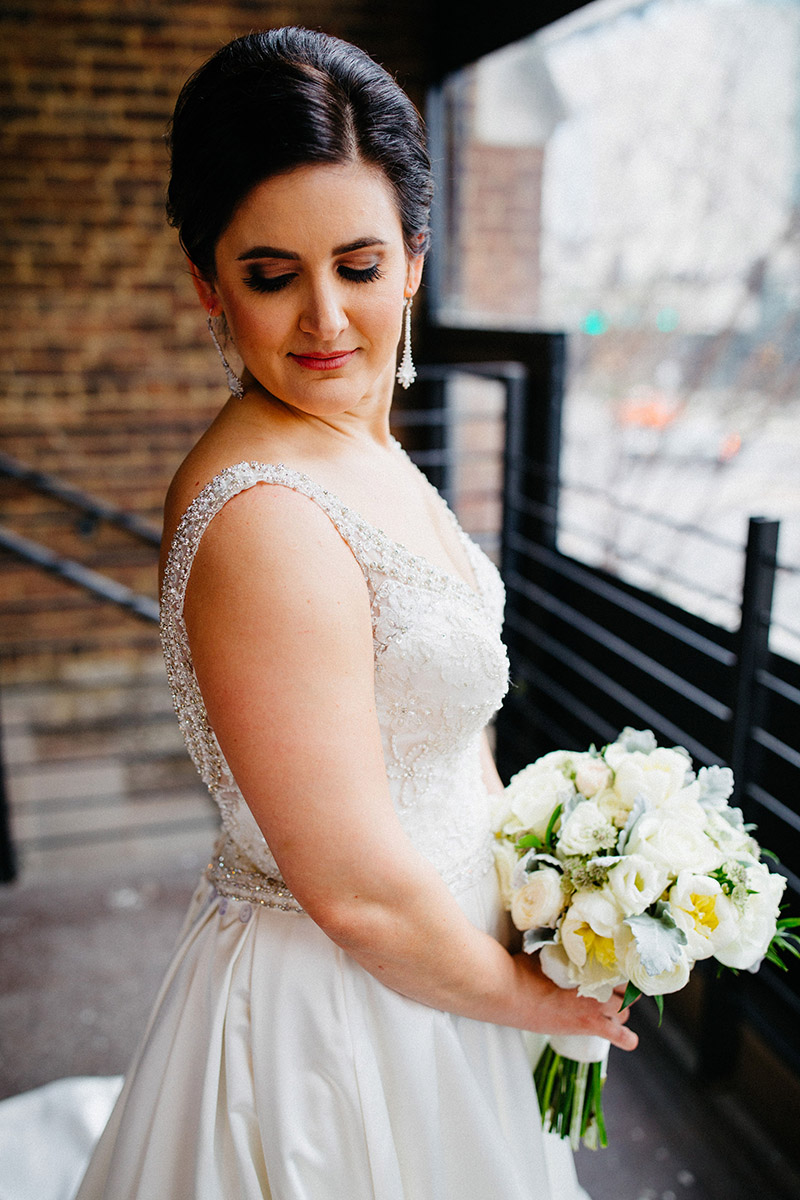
[197,160,423,415]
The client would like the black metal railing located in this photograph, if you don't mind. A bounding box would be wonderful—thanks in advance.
[0,455,162,882]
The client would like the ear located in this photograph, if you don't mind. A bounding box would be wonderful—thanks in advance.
[405,251,424,299]
[186,256,221,315]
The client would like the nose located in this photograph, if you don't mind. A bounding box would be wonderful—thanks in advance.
[298,277,348,342]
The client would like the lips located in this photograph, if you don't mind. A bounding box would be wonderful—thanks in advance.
[289,350,357,371]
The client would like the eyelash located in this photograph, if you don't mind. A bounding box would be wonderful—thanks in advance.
[244,262,384,294]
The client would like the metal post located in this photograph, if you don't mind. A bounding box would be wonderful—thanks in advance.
[698,515,779,1080]
[729,516,780,807]
[0,677,17,883]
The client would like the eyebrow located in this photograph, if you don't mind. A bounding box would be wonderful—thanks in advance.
[236,237,387,262]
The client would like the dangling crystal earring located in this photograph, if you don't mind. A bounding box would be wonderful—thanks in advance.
[396,296,416,389]
[207,314,244,398]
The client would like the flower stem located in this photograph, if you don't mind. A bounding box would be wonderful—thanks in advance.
[534,1050,609,1151]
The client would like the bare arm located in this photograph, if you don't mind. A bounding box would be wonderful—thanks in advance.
[184,484,636,1049]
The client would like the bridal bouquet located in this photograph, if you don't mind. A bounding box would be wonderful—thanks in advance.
[493,728,798,1150]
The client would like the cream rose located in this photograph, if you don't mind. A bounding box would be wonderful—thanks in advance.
[501,765,574,840]
[510,867,565,931]
[574,756,613,798]
[557,801,618,857]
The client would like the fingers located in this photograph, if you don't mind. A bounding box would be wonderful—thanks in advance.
[604,1020,638,1052]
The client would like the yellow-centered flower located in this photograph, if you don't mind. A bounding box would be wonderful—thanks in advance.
[690,892,719,932]
[578,924,617,969]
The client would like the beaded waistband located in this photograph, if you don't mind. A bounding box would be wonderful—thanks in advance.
[206,836,305,915]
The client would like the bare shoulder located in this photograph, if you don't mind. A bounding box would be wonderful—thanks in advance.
[183,470,369,626]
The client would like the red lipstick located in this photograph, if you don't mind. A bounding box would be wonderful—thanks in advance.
[289,350,357,371]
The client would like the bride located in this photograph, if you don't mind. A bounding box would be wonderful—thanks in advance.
[67,26,636,1199]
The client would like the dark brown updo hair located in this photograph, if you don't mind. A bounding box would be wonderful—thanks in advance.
[166,27,432,277]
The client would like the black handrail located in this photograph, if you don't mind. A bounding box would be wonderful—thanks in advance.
[0,524,159,624]
[0,451,161,547]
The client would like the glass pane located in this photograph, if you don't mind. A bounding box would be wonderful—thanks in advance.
[434,0,800,654]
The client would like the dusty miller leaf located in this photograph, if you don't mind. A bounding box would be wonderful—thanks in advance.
[624,902,687,977]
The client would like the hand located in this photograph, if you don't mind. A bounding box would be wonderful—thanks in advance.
[513,953,638,1051]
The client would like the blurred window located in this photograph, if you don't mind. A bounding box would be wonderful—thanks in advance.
[433,0,800,655]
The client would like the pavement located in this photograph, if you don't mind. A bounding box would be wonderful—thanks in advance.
[1,854,799,1200]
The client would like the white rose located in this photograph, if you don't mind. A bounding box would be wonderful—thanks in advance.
[669,872,739,961]
[510,867,565,931]
[618,925,691,996]
[625,811,721,879]
[557,801,618,857]
[713,862,786,971]
[502,765,574,839]
[612,748,692,809]
[574,757,613,798]
[493,839,519,910]
[607,853,667,917]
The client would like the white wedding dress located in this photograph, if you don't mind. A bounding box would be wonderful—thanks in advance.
[4,455,589,1200]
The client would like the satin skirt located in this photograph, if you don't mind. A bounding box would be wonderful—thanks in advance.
[47,867,589,1200]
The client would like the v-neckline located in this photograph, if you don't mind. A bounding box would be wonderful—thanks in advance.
[267,453,485,603]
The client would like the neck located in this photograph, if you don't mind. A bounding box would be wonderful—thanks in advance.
[237,365,397,451]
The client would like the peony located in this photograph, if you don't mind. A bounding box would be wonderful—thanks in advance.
[624,811,721,879]
[607,853,667,917]
[539,940,623,1003]
[557,801,618,857]
[611,747,692,809]
[618,925,691,996]
[713,861,786,970]
[669,871,739,961]
[574,756,613,798]
[559,888,627,998]
[510,867,565,931]
[500,765,575,840]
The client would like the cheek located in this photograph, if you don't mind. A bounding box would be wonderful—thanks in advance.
[225,299,284,353]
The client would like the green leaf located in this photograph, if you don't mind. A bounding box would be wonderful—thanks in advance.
[654,994,664,1026]
[517,832,544,850]
[544,804,563,853]
[621,981,642,1010]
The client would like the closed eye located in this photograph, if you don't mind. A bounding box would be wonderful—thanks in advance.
[338,263,383,283]
[244,270,295,294]
[243,261,384,293]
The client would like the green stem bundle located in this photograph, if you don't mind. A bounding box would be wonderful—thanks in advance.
[533,1046,608,1151]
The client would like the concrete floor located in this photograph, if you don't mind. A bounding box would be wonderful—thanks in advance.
[1,855,799,1200]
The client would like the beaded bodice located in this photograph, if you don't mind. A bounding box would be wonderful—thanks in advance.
[160,456,509,911]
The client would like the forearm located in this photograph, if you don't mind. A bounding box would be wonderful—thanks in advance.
[312,857,530,1026]
[307,856,636,1049]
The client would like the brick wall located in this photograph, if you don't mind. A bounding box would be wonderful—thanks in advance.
[0,0,430,674]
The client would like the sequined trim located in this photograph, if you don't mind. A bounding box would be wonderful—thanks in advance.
[207,836,306,915]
